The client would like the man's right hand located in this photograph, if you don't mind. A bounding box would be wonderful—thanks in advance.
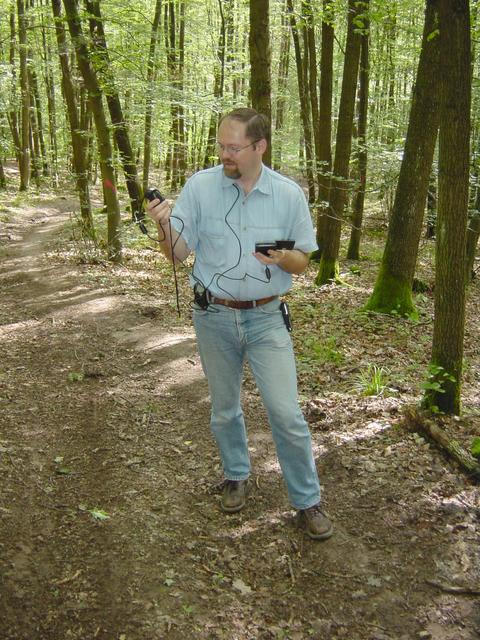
[145,198,190,262]
[146,197,172,228]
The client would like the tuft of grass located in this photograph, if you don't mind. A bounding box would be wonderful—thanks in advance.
[354,364,390,396]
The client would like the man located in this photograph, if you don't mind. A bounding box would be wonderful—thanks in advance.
[146,107,332,540]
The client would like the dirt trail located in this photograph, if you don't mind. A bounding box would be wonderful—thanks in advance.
[0,199,479,640]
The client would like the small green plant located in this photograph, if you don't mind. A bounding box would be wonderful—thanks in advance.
[299,336,344,366]
[470,437,480,458]
[420,363,456,394]
[354,364,389,396]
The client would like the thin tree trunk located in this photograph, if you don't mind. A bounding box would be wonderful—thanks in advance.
[42,11,59,186]
[203,0,229,168]
[85,0,143,221]
[313,0,334,258]
[364,0,440,316]
[63,0,122,261]
[51,0,93,235]
[273,1,290,171]
[8,9,21,165]
[143,0,162,193]
[465,211,480,280]
[315,0,364,284]
[17,0,30,190]
[249,0,272,166]
[423,0,471,415]
[287,0,315,202]
[347,16,370,260]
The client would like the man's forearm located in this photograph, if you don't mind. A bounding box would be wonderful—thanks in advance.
[277,249,310,275]
[156,222,190,263]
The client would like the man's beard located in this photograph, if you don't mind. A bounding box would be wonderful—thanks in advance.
[223,163,241,180]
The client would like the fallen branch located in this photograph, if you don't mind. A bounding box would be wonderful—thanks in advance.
[426,579,480,596]
[403,408,480,481]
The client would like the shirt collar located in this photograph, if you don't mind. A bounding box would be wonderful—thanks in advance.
[220,164,271,195]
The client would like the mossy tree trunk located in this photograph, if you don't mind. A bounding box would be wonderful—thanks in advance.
[249,0,271,166]
[363,0,440,317]
[422,0,471,415]
[63,0,122,262]
[315,0,364,285]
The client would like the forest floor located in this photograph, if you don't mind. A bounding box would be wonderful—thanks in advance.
[0,174,479,640]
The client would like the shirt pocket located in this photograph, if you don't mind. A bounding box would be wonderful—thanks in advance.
[197,216,225,267]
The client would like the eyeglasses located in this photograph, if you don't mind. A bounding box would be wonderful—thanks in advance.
[215,140,259,155]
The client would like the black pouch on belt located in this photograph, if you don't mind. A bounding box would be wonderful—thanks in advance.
[279,300,292,332]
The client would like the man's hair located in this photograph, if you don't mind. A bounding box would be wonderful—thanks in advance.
[220,107,271,145]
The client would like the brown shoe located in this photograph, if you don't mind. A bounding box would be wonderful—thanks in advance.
[221,479,248,513]
[298,504,333,540]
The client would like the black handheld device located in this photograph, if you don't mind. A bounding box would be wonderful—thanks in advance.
[255,242,277,256]
[136,188,166,235]
[144,187,165,204]
[255,240,296,255]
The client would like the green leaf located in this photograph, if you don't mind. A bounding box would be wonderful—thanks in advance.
[471,437,480,458]
[68,372,85,382]
[88,508,110,520]
[56,467,73,475]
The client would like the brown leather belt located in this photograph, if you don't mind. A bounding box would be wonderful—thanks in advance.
[208,295,278,309]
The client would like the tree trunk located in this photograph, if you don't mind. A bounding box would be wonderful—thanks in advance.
[143,0,162,193]
[364,0,440,317]
[63,0,122,262]
[315,0,364,284]
[8,9,21,165]
[422,0,470,415]
[41,11,59,186]
[287,0,315,202]
[51,0,93,236]
[273,1,290,171]
[85,0,143,221]
[17,0,30,191]
[249,0,272,166]
[465,211,480,280]
[313,0,334,258]
[203,0,229,168]
[347,16,370,260]
[0,160,6,189]
[165,0,186,191]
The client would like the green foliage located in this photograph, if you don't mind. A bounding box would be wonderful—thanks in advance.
[354,364,390,396]
[299,336,344,366]
[420,363,456,394]
[471,437,480,458]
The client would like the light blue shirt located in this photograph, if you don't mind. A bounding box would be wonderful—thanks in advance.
[171,164,317,300]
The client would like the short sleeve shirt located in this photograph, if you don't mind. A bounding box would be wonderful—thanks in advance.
[171,164,317,300]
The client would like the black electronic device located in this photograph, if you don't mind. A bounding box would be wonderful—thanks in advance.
[279,300,292,332]
[255,240,296,255]
[255,242,277,256]
[144,187,165,204]
[275,239,295,250]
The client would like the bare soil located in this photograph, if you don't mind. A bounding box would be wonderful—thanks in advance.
[0,189,479,640]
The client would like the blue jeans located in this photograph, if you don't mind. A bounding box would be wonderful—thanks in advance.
[193,298,321,510]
